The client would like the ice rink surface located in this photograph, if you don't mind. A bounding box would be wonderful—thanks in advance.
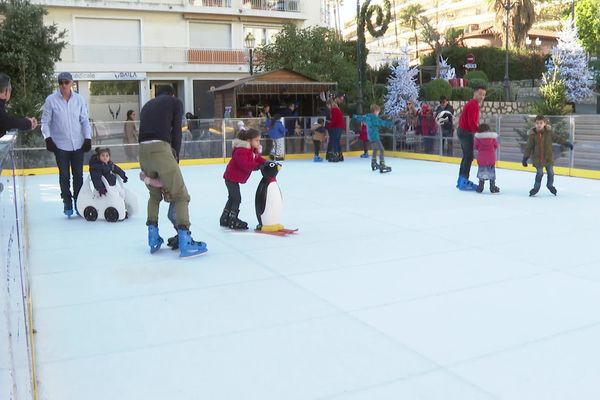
[26,157,600,400]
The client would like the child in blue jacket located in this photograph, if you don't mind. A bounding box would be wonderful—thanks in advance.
[353,104,394,173]
[267,114,285,161]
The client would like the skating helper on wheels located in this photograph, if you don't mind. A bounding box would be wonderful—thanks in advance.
[255,161,298,237]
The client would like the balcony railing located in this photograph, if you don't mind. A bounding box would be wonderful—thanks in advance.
[59,45,247,65]
[35,0,302,11]
[242,0,300,12]
[189,0,232,6]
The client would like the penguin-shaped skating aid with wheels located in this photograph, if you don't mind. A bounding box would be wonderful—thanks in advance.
[255,161,297,236]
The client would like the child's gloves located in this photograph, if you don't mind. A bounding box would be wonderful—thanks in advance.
[98,187,107,196]
[564,141,574,150]
[522,157,528,167]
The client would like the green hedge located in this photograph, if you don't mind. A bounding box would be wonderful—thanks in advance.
[484,87,503,101]
[464,70,489,82]
[421,79,452,101]
[422,46,546,81]
[467,79,488,90]
[451,87,474,101]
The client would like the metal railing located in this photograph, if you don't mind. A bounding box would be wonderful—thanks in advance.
[59,45,247,65]
[10,115,600,173]
[191,0,232,6]
[1,132,34,400]
[242,0,301,12]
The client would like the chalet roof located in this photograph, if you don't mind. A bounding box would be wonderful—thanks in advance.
[210,69,336,93]
[462,25,560,40]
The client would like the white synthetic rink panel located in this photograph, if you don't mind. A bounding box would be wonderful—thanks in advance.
[26,158,600,400]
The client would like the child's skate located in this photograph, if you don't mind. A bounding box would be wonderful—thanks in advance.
[371,159,379,171]
[490,180,500,193]
[476,179,484,193]
[228,210,248,230]
[547,185,557,195]
[379,162,392,173]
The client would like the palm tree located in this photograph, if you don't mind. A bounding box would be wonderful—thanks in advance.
[490,0,535,48]
[399,4,424,61]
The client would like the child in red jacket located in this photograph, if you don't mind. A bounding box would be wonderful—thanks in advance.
[474,123,499,193]
[221,129,267,229]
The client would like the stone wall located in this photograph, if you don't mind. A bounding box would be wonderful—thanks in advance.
[425,100,533,116]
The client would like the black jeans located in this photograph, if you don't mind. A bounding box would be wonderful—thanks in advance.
[313,140,321,156]
[54,147,84,206]
[457,128,474,179]
[224,179,241,212]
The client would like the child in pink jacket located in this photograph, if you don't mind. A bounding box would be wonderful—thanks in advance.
[474,123,499,193]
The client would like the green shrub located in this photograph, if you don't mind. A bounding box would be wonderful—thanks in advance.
[421,79,452,101]
[421,46,545,81]
[451,87,474,101]
[484,87,503,101]
[467,79,488,90]
[532,72,569,115]
[464,70,489,82]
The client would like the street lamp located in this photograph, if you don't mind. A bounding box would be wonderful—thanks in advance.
[525,37,542,87]
[356,0,364,114]
[501,0,515,101]
[244,32,256,76]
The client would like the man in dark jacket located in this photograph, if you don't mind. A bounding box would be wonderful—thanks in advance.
[138,85,207,258]
[0,73,37,138]
[435,96,454,156]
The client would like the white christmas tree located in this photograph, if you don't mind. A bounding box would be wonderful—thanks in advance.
[548,20,593,103]
[437,56,456,81]
[384,48,420,117]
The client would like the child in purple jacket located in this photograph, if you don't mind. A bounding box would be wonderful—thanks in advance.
[474,123,499,193]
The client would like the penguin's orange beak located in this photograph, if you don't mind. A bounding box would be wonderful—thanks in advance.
[276,163,282,171]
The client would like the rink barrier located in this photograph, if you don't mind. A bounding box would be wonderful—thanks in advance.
[8,113,600,180]
[0,132,38,400]
[387,151,600,180]
[7,150,600,180]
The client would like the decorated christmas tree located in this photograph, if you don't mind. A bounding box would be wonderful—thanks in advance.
[383,49,420,117]
[547,20,593,103]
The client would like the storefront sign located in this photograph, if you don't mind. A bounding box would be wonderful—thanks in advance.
[58,72,147,81]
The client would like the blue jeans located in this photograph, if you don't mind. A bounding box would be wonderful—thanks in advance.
[327,128,343,153]
[167,202,177,228]
[54,148,84,205]
[534,165,555,190]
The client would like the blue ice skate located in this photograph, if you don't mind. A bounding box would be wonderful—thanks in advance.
[313,155,323,162]
[148,225,164,254]
[178,229,208,258]
[456,176,477,191]
[360,153,369,158]
[63,199,73,218]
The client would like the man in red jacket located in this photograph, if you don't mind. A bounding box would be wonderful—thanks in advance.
[456,85,486,190]
[326,93,346,162]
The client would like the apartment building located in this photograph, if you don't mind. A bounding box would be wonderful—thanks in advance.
[343,0,497,66]
[33,0,324,120]
[344,0,564,68]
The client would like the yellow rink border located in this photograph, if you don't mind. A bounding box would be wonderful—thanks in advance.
[6,150,600,180]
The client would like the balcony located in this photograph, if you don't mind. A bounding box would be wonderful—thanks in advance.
[59,45,247,65]
[189,0,231,6]
[34,0,303,15]
[241,0,300,12]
